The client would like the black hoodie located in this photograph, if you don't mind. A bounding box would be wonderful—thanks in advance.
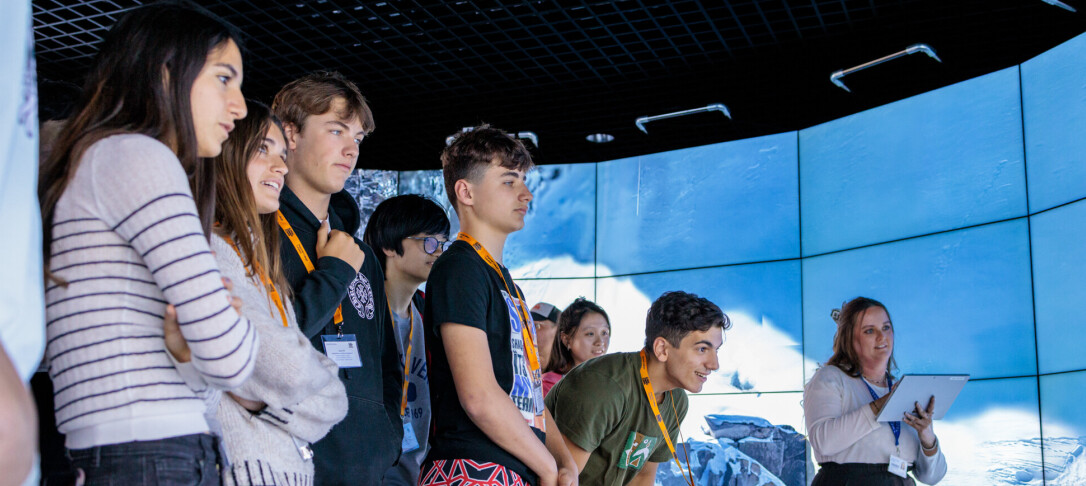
[278,185,403,485]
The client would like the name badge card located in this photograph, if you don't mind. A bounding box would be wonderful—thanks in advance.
[888,454,908,478]
[321,334,362,368]
[401,422,420,453]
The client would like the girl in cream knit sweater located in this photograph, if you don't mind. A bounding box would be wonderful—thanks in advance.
[210,101,347,485]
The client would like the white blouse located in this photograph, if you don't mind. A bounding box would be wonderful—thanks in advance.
[804,365,947,484]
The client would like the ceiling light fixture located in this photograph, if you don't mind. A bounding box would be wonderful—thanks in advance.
[830,44,942,92]
[586,133,614,143]
[635,103,731,134]
[445,127,539,147]
[1040,0,1077,12]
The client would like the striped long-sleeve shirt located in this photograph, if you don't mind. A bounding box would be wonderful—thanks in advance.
[45,134,257,449]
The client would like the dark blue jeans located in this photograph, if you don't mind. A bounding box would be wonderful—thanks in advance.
[68,434,220,486]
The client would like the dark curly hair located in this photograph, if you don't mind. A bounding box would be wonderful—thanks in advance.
[544,298,610,374]
[825,296,898,380]
[644,291,730,349]
[441,124,533,213]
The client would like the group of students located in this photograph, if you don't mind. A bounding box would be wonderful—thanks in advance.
[25,3,953,486]
[32,3,735,486]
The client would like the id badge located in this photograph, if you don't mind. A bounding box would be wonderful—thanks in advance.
[401,422,420,453]
[888,454,909,478]
[321,334,362,368]
[290,436,314,461]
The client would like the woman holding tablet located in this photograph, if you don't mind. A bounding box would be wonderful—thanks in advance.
[804,297,947,485]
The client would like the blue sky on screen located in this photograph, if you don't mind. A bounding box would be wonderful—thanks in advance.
[802,219,1036,381]
[596,261,804,394]
[505,163,596,278]
[1030,199,1086,375]
[1022,32,1086,213]
[799,66,1027,257]
[595,132,799,276]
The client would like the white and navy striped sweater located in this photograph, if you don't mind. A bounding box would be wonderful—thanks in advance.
[45,134,258,449]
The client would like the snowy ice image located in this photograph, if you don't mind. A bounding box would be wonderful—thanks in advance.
[343,169,398,237]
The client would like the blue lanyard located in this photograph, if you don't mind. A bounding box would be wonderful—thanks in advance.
[863,375,901,447]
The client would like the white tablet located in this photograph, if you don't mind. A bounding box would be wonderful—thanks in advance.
[875,374,969,422]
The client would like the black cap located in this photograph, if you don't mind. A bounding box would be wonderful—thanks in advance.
[530,302,560,323]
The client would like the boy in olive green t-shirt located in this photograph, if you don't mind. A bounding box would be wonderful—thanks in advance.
[545,291,731,486]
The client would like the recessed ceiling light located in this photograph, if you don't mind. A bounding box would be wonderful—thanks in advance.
[586,133,614,143]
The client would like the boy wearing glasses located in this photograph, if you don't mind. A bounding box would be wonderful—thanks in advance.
[272,71,403,484]
[362,194,452,485]
[421,125,577,486]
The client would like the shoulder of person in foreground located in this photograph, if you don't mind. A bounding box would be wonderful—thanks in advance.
[0,342,35,486]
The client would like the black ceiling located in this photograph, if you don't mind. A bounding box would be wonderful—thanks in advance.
[33,0,1086,170]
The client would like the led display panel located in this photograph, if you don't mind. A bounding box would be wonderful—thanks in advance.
[800,67,1027,256]
[802,220,1036,381]
[1021,32,1086,213]
[1030,199,1086,374]
[596,132,799,276]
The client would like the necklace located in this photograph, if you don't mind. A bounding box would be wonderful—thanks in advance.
[863,373,887,386]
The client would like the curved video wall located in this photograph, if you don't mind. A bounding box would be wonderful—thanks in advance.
[345,32,1086,485]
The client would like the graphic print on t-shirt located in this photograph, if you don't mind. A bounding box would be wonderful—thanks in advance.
[617,431,658,471]
[348,272,375,319]
[501,289,545,431]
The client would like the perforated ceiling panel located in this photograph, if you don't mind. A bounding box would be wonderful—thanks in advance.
[33,0,1086,169]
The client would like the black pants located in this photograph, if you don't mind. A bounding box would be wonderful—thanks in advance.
[812,462,916,486]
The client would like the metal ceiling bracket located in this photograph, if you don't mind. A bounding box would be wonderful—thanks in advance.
[516,131,539,147]
[445,127,539,147]
[830,43,942,92]
[1040,0,1077,12]
[635,103,731,134]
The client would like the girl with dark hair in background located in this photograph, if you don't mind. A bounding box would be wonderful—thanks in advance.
[542,297,612,396]
[38,3,255,484]
[208,100,347,485]
[804,297,947,485]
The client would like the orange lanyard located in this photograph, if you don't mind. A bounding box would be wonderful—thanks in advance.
[639,350,694,486]
[222,233,289,328]
[387,296,414,417]
[276,211,344,333]
[456,233,542,383]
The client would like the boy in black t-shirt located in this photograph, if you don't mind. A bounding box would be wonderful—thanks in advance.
[545,291,730,486]
[423,125,577,486]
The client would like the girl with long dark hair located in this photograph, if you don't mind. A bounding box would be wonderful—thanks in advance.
[39,4,256,484]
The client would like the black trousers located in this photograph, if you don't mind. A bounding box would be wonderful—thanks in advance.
[812,462,916,486]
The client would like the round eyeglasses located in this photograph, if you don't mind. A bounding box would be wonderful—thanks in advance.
[406,236,453,255]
